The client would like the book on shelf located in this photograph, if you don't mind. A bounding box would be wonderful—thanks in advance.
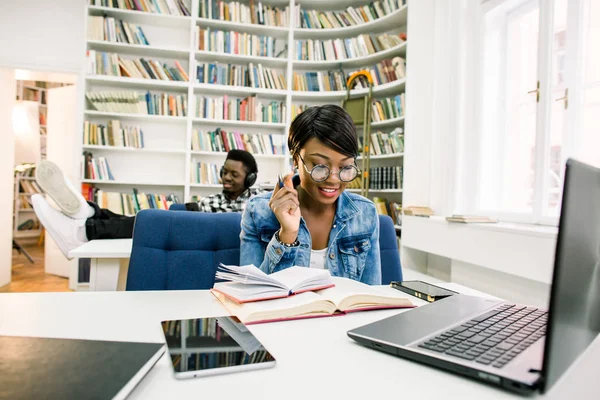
[214,264,335,303]
[83,186,181,215]
[295,33,405,62]
[372,94,405,121]
[294,0,406,29]
[197,95,285,123]
[196,27,281,58]
[212,275,414,325]
[87,16,150,45]
[348,166,402,191]
[86,91,187,116]
[199,0,289,27]
[358,128,404,156]
[84,120,145,148]
[82,151,115,181]
[86,51,188,82]
[192,128,284,155]
[90,0,191,16]
[292,58,405,92]
[191,161,220,185]
[196,62,286,90]
[446,215,499,224]
[373,197,402,226]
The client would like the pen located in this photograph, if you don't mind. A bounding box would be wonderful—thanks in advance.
[277,174,284,189]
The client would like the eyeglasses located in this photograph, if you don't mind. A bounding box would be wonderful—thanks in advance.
[298,154,361,183]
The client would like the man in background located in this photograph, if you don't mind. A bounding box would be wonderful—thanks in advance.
[31,150,260,259]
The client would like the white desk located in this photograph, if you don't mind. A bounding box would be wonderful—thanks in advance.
[69,239,133,291]
[0,285,598,399]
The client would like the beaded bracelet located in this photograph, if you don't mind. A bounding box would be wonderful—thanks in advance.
[275,230,300,247]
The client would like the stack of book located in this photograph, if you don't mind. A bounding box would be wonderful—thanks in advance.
[86,91,187,116]
[192,129,284,155]
[196,95,285,123]
[82,152,115,181]
[90,0,191,16]
[295,0,405,29]
[196,62,286,90]
[446,215,499,223]
[295,33,405,61]
[84,120,145,148]
[199,0,289,27]
[87,16,150,45]
[403,206,435,217]
[86,51,189,81]
[196,27,279,58]
[211,264,413,324]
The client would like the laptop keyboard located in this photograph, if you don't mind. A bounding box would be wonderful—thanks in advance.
[418,304,547,368]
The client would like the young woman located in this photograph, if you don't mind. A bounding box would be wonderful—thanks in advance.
[240,104,381,284]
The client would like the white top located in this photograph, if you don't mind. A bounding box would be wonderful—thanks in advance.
[310,248,327,269]
[0,284,598,399]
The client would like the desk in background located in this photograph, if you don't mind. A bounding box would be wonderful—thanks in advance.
[69,239,132,291]
[0,283,598,399]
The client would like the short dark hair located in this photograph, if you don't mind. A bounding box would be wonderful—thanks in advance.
[288,104,358,160]
[226,149,258,174]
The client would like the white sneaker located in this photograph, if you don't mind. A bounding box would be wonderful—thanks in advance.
[31,194,86,260]
[35,160,89,219]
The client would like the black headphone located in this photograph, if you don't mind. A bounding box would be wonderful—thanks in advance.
[220,166,257,189]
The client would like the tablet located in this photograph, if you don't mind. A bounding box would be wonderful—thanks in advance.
[160,316,276,379]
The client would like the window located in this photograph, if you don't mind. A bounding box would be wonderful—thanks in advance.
[472,0,600,225]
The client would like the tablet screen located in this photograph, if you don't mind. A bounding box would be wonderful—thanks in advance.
[161,316,275,374]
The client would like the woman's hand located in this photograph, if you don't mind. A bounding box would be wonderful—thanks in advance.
[268,173,301,243]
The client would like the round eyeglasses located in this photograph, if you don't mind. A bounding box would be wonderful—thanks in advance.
[298,154,361,182]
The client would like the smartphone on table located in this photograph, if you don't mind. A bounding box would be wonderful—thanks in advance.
[391,280,458,303]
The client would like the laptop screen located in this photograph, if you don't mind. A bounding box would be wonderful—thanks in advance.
[542,159,600,392]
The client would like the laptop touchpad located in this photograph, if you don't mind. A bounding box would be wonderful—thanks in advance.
[349,295,503,346]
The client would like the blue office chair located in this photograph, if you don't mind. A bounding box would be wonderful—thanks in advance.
[126,209,242,291]
[378,214,403,284]
[155,207,402,286]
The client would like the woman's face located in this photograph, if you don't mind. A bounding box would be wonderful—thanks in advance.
[296,138,357,206]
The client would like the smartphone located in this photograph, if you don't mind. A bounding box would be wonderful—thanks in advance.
[391,280,458,302]
[161,316,276,379]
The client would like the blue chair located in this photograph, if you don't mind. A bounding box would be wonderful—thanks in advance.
[126,209,242,291]
[378,214,403,284]
[133,208,402,288]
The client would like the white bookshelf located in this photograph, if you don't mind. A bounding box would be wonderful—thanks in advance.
[82,0,408,204]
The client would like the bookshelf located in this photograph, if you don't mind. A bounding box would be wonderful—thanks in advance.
[82,0,407,214]
[13,169,43,241]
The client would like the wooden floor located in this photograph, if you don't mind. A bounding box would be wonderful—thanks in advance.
[0,244,70,293]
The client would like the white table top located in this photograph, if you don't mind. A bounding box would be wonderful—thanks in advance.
[68,238,133,258]
[0,285,598,399]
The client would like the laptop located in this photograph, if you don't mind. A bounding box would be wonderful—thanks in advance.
[0,336,165,400]
[348,158,600,395]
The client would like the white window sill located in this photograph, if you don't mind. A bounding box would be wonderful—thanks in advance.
[424,216,558,238]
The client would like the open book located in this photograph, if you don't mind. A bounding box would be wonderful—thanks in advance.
[211,277,414,324]
[213,264,335,303]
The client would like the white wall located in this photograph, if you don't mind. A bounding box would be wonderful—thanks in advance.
[0,0,86,73]
[0,69,17,287]
[402,0,557,305]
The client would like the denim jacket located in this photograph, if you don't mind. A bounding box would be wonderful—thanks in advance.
[239,183,381,285]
